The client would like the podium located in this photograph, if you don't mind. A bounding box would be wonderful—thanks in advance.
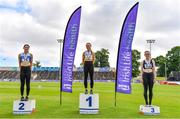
[13,100,36,114]
[79,93,99,114]
[139,105,160,115]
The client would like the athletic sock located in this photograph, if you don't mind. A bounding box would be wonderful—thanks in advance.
[21,96,25,101]
[90,89,93,94]
[85,89,88,94]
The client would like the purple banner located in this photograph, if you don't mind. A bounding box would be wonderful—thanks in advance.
[61,7,81,93]
[116,3,139,94]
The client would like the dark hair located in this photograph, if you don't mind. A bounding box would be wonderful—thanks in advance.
[86,42,91,46]
[23,44,30,48]
[144,51,150,54]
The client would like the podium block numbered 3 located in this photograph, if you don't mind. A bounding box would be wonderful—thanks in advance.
[79,93,99,114]
[139,105,160,115]
[13,100,36,114]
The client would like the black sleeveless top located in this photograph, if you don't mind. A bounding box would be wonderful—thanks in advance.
[143,60,153,69]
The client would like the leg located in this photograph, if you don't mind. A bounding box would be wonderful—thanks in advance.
[89,64,94,89]
[143,74,148,105]
[149,73,154,105]
[25,69,31,97]
[84,64,88,89]
[20,70,25,97]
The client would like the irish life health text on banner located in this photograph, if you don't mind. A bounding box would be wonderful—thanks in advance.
[116,3,139,94]
[61,7,81,93]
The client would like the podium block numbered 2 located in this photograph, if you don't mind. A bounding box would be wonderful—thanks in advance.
[139,105,160,115]
[79,93,99,114]
[13,100,36,114]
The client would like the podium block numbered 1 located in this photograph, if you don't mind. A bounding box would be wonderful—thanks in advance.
[139,105,160,115]
[79,93,99,114]
[13,100,36,114]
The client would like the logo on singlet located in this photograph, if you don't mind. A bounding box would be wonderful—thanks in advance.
[143,60,153,69]
[20,53,31,62]
[84,51,92,61]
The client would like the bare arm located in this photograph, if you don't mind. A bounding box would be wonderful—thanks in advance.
[82,52,85,64]
[152,60,156,80]
[30,53,33,69]
[92,51,95,64]
[18,54,21,68]
[140,61,143,82]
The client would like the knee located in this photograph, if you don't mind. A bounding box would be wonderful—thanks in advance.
[27,86,30,90]
[143,91,147,96]
[20,85,24,89]
[26,83,30,88]
[149,91,153,95]
[84,81,87,85]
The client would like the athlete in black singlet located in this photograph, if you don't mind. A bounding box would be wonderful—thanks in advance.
[141,51,156,106]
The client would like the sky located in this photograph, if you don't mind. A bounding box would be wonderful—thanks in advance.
[0,0,180,67]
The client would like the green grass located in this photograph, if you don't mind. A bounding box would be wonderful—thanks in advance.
[156,77,166,81]
[133,77,166,81]
[0,82,180,118]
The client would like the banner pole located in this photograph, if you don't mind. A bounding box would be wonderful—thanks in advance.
[115,72,117,107]
[60,69,62,106]
[115,70,117,107]
[115,90,117,107]
[60,86,62,106]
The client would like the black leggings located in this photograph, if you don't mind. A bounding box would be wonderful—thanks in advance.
[143,72,154,105]
[84,61,94,89]
[20,66,31,96]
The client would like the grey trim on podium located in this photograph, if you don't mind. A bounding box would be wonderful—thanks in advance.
[80,108,99,110]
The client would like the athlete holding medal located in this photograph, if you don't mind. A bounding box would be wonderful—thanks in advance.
[18,44,33,101]
[82,43,95,94]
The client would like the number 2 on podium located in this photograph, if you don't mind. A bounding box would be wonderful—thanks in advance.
[86,96,92,107]
[19,103,25,110]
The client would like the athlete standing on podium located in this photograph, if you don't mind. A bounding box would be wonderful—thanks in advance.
[82,43,95,94]
[18,44,33,101]
[141,51,156,106]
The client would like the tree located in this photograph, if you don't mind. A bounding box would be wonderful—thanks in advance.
[166,46,180,76]
[154,55,166,77]
[94,48,110,67]
[154,46,180,77]
[132,49,141,77]
[33,61,41,67]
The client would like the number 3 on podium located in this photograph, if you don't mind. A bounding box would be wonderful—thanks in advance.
[19,103,25,110]
[151,108,155,113]
[86,96,92,107]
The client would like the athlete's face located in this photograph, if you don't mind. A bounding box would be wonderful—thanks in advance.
[144,51,151,59]
[86,43,91,50]
[23,46,29,53]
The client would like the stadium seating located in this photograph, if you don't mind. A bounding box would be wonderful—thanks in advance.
[0,67,116,81]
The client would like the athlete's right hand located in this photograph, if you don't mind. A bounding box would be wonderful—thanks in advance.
[81,62,84,66]
[140,79,143,84]
[19,66,21,72]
